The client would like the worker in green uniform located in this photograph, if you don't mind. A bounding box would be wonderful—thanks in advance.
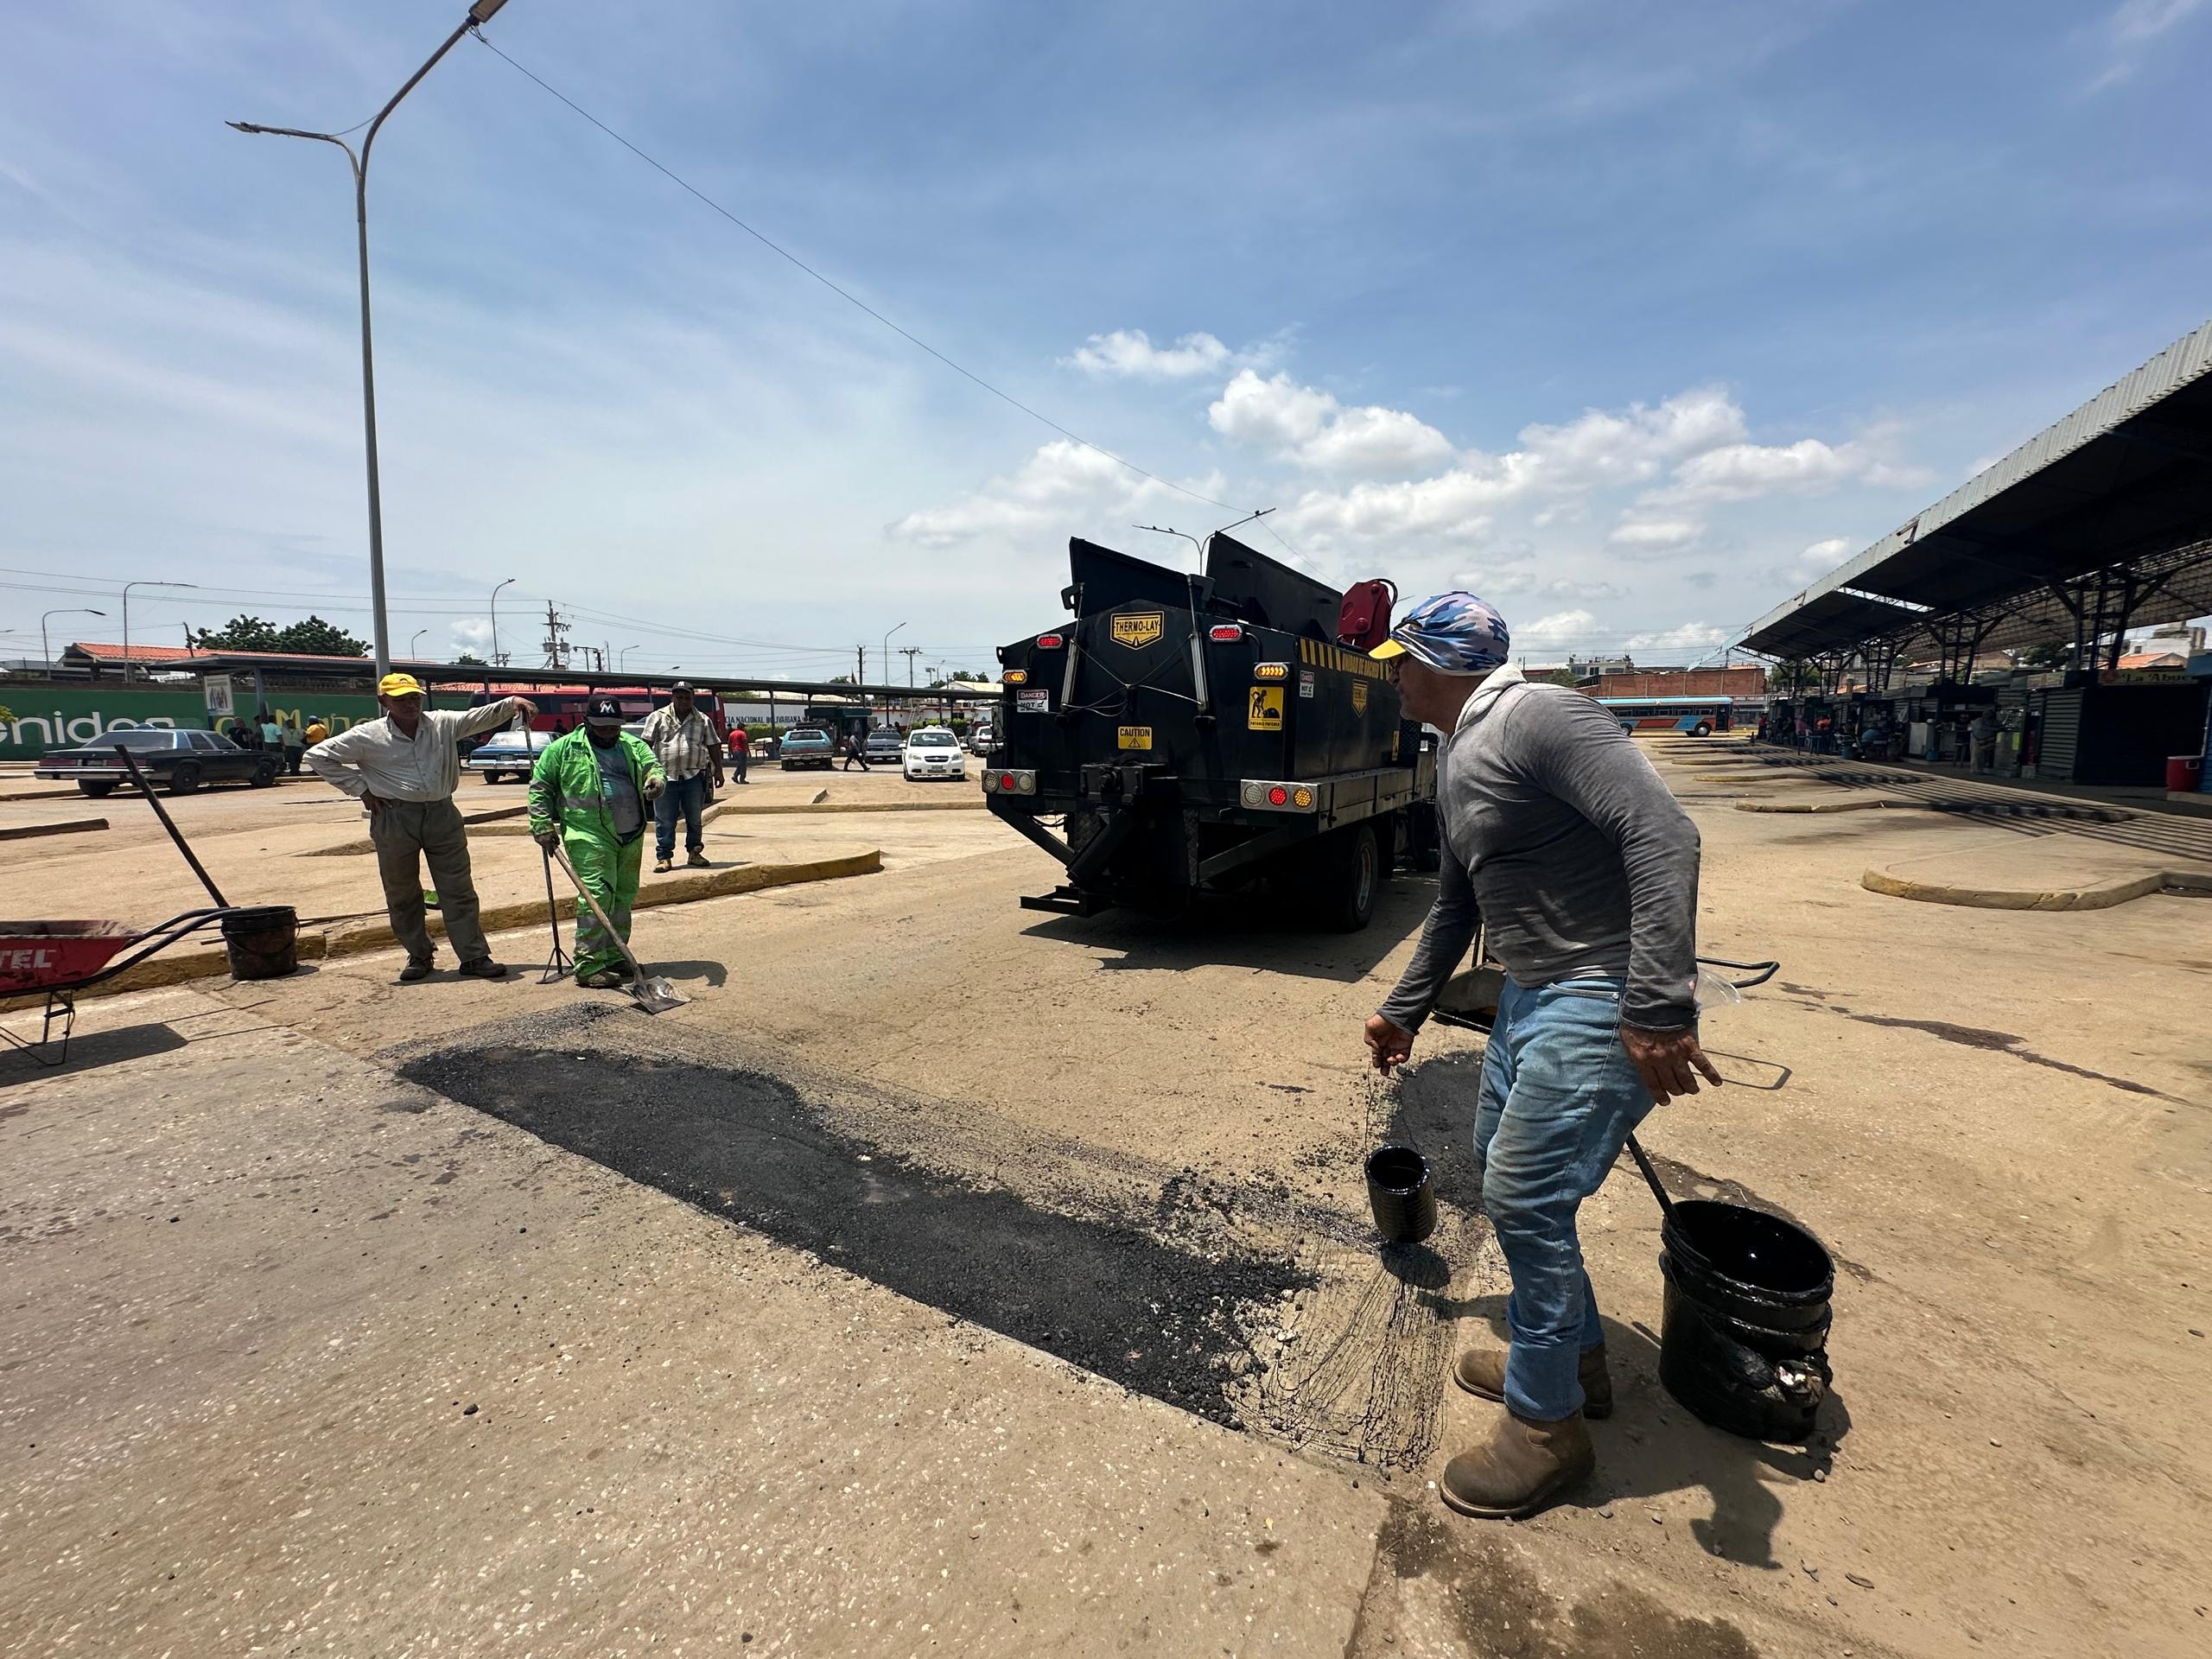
[528,695,665,988]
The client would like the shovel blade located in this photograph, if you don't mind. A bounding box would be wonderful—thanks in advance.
[628,975,686,1014]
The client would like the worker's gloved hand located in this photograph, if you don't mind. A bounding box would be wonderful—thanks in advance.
[533,828,559,851]
[1364,1013,1415,1074]
[643,776,664,801]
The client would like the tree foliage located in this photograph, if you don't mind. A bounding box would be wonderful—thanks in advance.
[192,614,369,657]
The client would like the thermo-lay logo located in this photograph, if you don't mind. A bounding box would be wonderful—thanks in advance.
[1110,612,1166,649]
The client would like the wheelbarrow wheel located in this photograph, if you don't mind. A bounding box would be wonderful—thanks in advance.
[166,762,203,796]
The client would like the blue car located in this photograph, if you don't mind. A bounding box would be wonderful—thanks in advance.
[778,727,836,770]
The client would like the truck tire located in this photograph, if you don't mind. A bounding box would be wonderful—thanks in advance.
[1314,823,1379,932]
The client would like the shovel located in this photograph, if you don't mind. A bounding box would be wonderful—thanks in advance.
[546,842,686,1014]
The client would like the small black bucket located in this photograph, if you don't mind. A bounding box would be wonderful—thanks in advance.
[1658,1198,1834,1441]
[221,905,300,982]
[1364,1145,1438,1245]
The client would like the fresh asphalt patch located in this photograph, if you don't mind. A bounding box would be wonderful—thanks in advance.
[389,1008,1319,1429]
[383,1007,1484,1463]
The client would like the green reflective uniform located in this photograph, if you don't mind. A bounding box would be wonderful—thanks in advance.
[528,728,664,982]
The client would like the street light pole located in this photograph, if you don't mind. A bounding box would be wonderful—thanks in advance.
[230,1,514,679]
[490,575,516,665]
[410,628,429,660]
[123,581,199,683]
[41,608,105,674]
[620,645,642,671]
[882,621,906,690]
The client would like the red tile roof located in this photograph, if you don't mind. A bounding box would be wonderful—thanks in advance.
[69,641,207,663]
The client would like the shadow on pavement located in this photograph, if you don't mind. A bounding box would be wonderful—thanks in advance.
[1020,876,1437,984]
[1,1020,189,1082]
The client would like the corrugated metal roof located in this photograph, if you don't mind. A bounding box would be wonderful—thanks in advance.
[1744,316,2212,656]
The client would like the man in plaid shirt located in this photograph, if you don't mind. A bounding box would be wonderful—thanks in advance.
[639,681,724,872]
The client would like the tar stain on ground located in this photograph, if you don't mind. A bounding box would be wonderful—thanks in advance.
[1347,1505,1763,1658]
[395,1041,1313,1427]
[1830,1009,2183,1101]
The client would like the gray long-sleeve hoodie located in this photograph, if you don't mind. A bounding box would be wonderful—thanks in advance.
[1376,664,1702,1033]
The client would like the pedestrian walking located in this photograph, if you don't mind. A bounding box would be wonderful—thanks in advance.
[639,680,722,873]
[305,674,535,982]
[726,722,750,784]
[1362,591,1716,1521]
[529,695,664,989]
[842,727,871,771]
[281,717,306,774]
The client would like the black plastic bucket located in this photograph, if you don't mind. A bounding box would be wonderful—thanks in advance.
[1364,1145,1437,1245]
[221,905,300,981]
[1658,1198,1834,1441]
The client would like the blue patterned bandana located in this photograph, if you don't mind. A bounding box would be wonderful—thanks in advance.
[1370,591,1511,675]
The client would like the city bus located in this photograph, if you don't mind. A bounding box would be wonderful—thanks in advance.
[1594,695,1735,735]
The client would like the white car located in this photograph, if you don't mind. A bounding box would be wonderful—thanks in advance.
[903,727,968,781]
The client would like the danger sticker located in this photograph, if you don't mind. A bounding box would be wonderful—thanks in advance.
[1015,688,1050,713]
[1247,686,1284,732]
[1299,669,1316,700]
[1116,726,1154,750]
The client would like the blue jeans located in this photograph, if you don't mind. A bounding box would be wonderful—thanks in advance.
[653,772,709,861]
[1473,976,1655,1421]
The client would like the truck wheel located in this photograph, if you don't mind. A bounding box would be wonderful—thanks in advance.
[1315,823,1379,932]
[166,762,203,796]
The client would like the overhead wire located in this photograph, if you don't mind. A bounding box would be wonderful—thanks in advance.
[467,27,1296,546]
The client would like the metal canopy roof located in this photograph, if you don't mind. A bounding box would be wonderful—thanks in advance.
[1743,318,2212,658]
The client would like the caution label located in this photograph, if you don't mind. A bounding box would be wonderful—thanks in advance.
[1247,686,1284,732]
[1116,726,1153,751]
[1351,680,1370,715]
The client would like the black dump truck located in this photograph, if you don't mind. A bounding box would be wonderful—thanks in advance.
[982,532,1439,930]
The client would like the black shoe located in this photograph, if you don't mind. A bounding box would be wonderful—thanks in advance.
[397,958,433,983]
[457,957,508,980]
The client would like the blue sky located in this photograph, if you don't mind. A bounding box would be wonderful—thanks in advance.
[3,0,2208,677]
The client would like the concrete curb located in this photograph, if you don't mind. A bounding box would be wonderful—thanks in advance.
[0,817,109,841]
[709,798,986,817]
[2,851,880,1014]
[1860,866,2169,911]
[1736,798,1921,815]
[320,849,882,957]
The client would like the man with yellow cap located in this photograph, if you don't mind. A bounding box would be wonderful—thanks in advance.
[306,673,537,982]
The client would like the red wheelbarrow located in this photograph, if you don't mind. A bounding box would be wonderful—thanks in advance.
[1,910,244,1065]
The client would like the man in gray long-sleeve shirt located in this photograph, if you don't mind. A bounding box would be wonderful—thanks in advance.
[1362,591,1719,1521]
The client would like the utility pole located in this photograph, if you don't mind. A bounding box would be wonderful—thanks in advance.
[855,645,866,686]
[540,601,571,669]
[900,645,923,687]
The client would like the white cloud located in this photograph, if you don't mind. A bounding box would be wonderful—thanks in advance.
[1654,437,1929,505]
[449,617,493,656]
[1610,518,1701,547]
[1515,387,1747,489]
[889,440,1217,548]
[1284,462,1529,541]
[1798,537,1853,568]
[1063,328,1235,378]
[1208,370,1454,476]
[2092,0,2203,86]
[1516,608,1600,647]
[1626,621,1727,652]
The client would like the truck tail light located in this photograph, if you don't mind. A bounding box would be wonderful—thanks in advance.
[1208,625,1243,642]
[984,769,1037,797]
[1240,779,1318,812]
[1003,669,1029,684]
[1035,633,1064,649]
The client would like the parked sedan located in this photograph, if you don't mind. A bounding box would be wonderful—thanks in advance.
[463,728,552,785]
[862,728,905,766]
[35,727,279,798]
[902,727,967,781]
[778,727,836,770]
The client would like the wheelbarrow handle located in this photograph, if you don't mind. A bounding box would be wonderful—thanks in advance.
[115,744,229,909]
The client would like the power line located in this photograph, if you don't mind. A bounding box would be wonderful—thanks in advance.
[468,27,1259,527]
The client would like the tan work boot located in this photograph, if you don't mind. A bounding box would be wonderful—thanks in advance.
[1453,1342,1613,1420]
[1440,1410,1595,1519]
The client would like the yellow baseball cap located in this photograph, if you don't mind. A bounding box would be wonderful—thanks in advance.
[1369,638,1408,660]
[378,671,425,698]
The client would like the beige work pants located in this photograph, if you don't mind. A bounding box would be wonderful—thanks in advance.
[369,798,489,964]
